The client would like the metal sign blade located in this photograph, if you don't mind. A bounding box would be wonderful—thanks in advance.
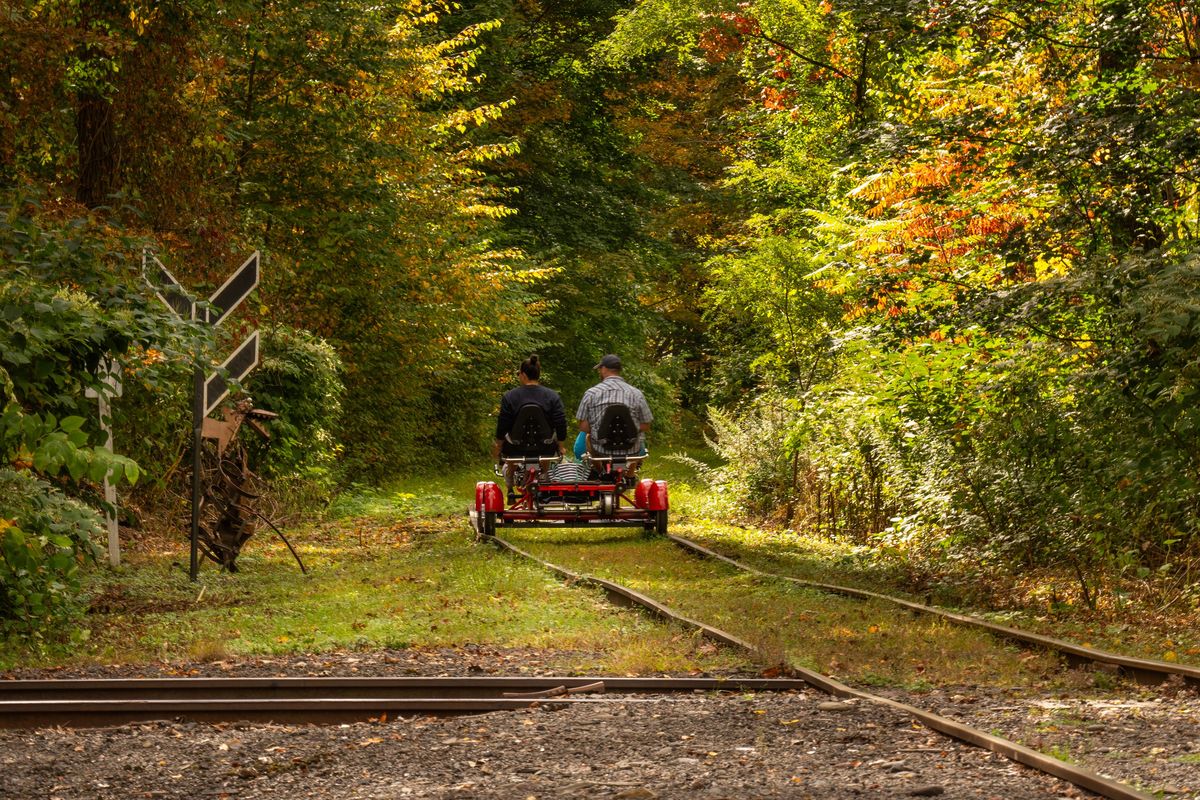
[206,250,260,326]
[145,251,194,320]
[203,331,260,416]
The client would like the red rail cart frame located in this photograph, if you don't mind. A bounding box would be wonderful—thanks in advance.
[472,460,668,537]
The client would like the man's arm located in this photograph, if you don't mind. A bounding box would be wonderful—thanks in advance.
[636,391,653,433]
[550,394,568,455]
[550,395,568,442]
[575,391,593,435]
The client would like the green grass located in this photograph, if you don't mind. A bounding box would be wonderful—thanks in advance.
[328,464,483,519]
[504,525,1081,691]
[11,440,1190,689]
[1,497,747,675]
[656,465,1200,671]
[1043,743,1076,764]
[668,519,1200,668]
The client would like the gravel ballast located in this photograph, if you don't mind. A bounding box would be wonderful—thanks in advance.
[2,688,1093,799]
[9,648,1192,799]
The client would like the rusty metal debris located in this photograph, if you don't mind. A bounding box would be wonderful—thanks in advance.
[501,680,606,699]
[193,399,303,573]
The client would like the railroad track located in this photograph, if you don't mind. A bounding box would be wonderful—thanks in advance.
[487,533,1161,800]
[664,533,1200,690]
[0,676,809,729]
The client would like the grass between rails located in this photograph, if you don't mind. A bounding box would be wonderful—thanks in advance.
[655,452,1200,671]
[0,484,747,675]
[667,516,1200,670]
[504,526,1080,691]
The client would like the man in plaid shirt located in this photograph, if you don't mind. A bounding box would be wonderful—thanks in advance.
[575,354,653,456]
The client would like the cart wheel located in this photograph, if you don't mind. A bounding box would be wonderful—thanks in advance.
[600,493,615,517]
[483,511,497,537]
[654,510,668,535]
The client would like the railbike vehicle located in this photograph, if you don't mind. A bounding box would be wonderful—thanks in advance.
[471,402,668,537]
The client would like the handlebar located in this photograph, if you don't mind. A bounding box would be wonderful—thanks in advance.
[495,455,563,476]
[585,454,647,465]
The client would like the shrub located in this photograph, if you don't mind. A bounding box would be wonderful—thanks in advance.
[244,325,345,498]
[0,197,200,636]
[0,468,103,640]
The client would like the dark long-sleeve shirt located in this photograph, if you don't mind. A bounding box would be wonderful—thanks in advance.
[495,384,567,442]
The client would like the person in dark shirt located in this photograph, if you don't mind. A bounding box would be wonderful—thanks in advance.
[492,354,568,466]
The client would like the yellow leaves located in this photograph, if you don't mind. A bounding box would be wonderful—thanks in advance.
[128,5,159,36]
[853,154,965,219]
[460,203,517,220]
[1034,255,1072,279]
[436,101,515,139]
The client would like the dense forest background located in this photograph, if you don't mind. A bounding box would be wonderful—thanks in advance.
[3,0,1200,636]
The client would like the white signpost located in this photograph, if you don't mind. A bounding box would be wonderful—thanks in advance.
[145,248,262,580]
[85,360,123,568]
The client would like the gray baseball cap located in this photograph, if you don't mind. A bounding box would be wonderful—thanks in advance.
[593,354,622,370]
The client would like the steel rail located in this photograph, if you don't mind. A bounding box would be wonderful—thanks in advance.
[666,533,1200,689]
[0,697,689,729]
[0,676,813,729]
[489,533,1158,800]
[0,676,810,701]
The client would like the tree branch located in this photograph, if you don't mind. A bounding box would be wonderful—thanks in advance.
[751,32,852,81]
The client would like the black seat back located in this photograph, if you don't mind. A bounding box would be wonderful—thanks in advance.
[594,404,638,453]
[506,403,556,456]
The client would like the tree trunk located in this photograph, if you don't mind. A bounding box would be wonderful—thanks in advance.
[76,90,117,208]
[853,36,871,122]
[783,450,799,527]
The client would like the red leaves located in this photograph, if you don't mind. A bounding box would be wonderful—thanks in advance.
[718,10,761,36]
[698,26,741,62]
[760,86,795,111]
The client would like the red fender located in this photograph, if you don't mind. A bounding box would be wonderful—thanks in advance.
[635,479,655,509]
[475,481,503,513]
[651,480,669,511]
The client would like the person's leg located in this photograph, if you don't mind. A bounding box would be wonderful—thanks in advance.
[499,443,518,503]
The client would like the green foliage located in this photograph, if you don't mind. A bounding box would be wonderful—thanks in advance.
[211,1,540,476]
[593,0,1200,605]
[5,1,550,479]
[0,197,207,635]
[0,468,102,640]
[7,0,1200,616]
[0,206,185,493]
[452,0,732,430]
[704,393,795,520]
[246,325,344,487]
[0,274,141,488]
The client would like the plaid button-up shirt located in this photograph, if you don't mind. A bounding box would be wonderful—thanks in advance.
[575,376,653,454]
